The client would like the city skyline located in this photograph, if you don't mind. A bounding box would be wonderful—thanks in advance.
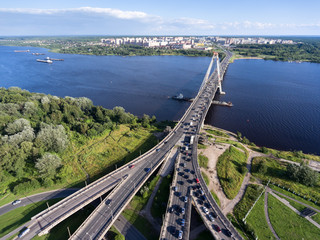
[0,0,320,36]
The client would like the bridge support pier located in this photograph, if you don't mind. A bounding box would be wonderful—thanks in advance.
[215,52,225,95]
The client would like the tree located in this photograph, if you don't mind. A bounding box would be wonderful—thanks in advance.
[115,234,125,240]
[5,118,31,135]
[35,123,69,153]
[35,153,62,178]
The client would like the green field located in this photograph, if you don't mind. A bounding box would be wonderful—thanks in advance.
[268,194,320,240]
[246,194,275,240]
[216,146,248,199]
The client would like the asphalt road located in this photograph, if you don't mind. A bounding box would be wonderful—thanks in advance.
[18,50,241,240]
[0,188,79,216]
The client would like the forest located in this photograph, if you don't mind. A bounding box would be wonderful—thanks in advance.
[232,42,320,63]
[58,44,216,57]
[0,87,162,196]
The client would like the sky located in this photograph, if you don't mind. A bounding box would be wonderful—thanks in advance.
[1,0,320,36]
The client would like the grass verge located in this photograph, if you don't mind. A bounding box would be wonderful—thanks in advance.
[210,190,220,207]
[204,128,229,138]
[268,194,320,240]
[198,153,209,168]
[202,171,210,185]
[216,146,247,199]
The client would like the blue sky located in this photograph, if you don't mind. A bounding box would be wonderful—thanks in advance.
[1,0,320,36]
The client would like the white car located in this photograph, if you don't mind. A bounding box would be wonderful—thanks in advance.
[12,199,21,205]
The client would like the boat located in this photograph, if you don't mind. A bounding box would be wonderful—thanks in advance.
[172,93,193,102]
[32,53,45,56]
[212,100,233,107]
[36,59,53,64]
[14,50,30,52]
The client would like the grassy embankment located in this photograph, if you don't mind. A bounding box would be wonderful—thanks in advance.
[216,146,247,199]
[252,157,320,203]
[122,174,161,240]
[232,184,264,240]
[246,194,275,240]
[151,174,172,218]
[268,194,320,240]
[0,125,158,208]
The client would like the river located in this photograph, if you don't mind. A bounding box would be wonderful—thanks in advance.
[1,46,319,154]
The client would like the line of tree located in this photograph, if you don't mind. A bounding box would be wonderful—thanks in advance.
[232,43,320,63]
[0,87,157,195]
[58,44,217,57]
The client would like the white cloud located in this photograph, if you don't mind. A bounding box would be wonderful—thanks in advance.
[0,7,151,20]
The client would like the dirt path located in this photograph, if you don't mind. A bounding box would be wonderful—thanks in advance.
[199,142,231,209]
[264,189,280,240]
[223,149,263,214]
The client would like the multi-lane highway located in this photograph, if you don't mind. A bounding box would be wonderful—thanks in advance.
[17,50,242,240]
[161,50,242,240]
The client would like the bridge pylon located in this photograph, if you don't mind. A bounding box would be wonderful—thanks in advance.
[214,52,225,95]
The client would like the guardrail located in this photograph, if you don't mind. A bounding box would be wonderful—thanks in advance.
[159,150,181,240]
[191,52,243,240]
[71,148,173,240]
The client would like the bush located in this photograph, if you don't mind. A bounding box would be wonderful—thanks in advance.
[13,179,41,195]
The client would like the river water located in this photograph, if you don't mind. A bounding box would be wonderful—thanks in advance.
[1,46,319,154]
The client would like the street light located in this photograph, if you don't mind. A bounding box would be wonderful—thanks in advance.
[86,232,92,240]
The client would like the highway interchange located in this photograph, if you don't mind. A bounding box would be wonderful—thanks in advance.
[16,50,242,240]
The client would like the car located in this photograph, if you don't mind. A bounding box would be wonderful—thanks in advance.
[179,172,184,176]
[195,178,200,184]
[178,230,183,239]
[18,228,30,238]
[181,207,185,214]
[190,170,195,174]
[178,180,184,185]
[105,199,112,205]
[184,196,188,203]
[214,225,221,232]
[156,148,160,152]
[169,207,174,213]
[180,219,185,226]
[145,168,151,173]
[210,211,217,218]
[199,189,204,195]
[180,163,185,167]
[208,214,214,222]
[225,229,232,237]
[177,167,180,171]
[201,195,206,201]
[173,186,177,191]
[202,206,209,214]
[197,199,203,205]
[184,174,189,179]
[164,141,168,144]
[12,200,21,205]
[129,164,135,169]
[204,202,211,209]
[193,192,199,197]
[184,169,190,173]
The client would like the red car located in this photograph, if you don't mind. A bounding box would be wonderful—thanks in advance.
[195,178,200,184]
[129,165,135,169]
[214,225,221,232]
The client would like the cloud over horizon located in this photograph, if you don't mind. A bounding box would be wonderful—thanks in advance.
[0,7,319,36]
